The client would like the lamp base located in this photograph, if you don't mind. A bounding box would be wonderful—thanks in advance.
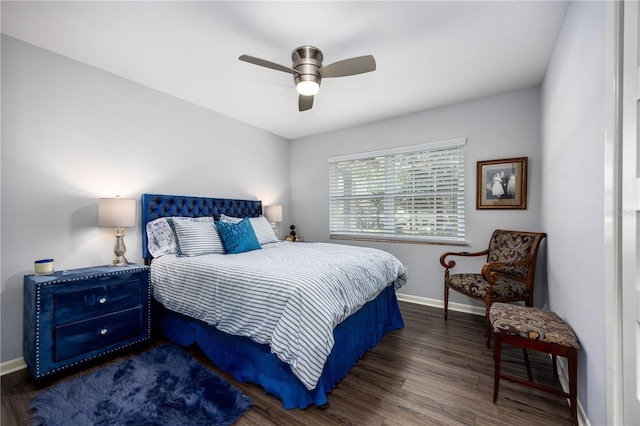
[111,255,129,267]
[270,222,279,239]
[110,227,129,267]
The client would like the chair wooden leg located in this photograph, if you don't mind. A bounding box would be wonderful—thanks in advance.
[485,304,492,348]
[493,333,503,403]
[552,354,558,378]
[568,350,578,426]
[444,285,449,321]
[522,349,533,382]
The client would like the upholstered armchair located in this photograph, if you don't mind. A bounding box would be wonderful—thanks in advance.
[439,229,547,347]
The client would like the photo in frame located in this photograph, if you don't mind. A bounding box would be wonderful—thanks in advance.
[476,157,528,209]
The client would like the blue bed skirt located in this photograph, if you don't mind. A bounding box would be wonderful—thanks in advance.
[156,285,404,409]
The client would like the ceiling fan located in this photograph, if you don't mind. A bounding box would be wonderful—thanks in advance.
[239,46,376,112]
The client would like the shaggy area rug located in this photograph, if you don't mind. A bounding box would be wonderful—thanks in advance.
[29,344,253,426]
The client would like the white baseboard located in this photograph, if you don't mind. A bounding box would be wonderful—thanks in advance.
[396,293,485,316]
[0,357,27,376]
[2,297,589,425]
[0,298,531,377]
[0,295,476,378]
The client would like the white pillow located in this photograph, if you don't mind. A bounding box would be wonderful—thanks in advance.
[249,216,279,245]
[221,214,279,245]
[219,213,242,223]
[147,216,218,257]
[146,218,178,257]
[172,217,224,256]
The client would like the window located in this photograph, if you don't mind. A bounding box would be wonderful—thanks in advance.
[328,138,466,244]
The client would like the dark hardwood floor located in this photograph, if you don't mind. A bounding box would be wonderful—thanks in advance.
[2,302,573,425]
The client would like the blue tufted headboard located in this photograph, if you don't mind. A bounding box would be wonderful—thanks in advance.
[141,193,263,261]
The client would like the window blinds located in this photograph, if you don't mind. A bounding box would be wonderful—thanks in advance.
[328,138,466,243]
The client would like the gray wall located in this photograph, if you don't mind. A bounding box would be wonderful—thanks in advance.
[0,35,291,363]
[541,2,606,424]
[290,87,544,307]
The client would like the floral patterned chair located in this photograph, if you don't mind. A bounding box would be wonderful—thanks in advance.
[490,302,579,426]
[439,229,547,347]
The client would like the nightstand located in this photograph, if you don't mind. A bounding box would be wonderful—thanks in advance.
[23,264,150,378]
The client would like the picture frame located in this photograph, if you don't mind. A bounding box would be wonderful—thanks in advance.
[476,157,528,209]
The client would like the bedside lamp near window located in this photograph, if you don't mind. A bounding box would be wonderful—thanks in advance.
[99,196,136,266]
[264,205,283,238]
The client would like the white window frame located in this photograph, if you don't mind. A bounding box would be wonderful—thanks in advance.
[328,138,466,244]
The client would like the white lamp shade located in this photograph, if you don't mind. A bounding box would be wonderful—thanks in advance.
[98,198,136,227]
[264,205,283,223]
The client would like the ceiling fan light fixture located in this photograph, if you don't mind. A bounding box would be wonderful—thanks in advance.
[239,45,376,111]
[296,80,320,96]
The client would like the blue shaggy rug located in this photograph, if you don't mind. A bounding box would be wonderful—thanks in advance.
[29,344,253,425]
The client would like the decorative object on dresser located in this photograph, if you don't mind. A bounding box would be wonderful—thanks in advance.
[23,264,151,379]
[440,229,547,347]
[33,259,54,275]
[98,196,136,266]
[264,204,283,237]
[476,157,528,209]
[285,224,300,242]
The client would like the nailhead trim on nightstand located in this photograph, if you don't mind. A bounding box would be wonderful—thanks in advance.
[29,266,151,378]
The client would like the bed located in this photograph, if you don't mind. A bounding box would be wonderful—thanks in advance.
[141,193,406,409]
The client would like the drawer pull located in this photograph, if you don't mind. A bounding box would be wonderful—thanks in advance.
[100,328,108,335]
[98,297,107,304]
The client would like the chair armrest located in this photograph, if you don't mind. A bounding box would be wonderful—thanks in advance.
[481,261,511,284]
[481,256,533,284]
[439,249,489,270]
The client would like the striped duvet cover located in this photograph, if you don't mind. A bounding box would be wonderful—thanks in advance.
[150,241,407,390]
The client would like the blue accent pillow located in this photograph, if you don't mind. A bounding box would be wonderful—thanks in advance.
[215,218,261,254]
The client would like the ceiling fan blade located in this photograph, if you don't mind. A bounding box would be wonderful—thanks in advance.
[239,55,297,75]
[299,95,314,111]
[319,55,376,78]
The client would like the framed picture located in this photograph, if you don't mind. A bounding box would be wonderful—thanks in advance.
[476,157,528,209]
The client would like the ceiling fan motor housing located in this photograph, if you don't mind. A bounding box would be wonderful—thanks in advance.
[292,45,322,88]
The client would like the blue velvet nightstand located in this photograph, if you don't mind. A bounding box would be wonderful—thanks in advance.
[23,264,150,378]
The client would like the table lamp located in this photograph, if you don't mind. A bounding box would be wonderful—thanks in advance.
[98,196,136,266]
[264,205,283,237]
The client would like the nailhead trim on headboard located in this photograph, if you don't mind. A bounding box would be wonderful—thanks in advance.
[141,193,263,260]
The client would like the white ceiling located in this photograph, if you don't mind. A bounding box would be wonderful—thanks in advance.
[1,1,568,140]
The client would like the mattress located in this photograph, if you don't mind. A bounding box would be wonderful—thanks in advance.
[150,241,407,390]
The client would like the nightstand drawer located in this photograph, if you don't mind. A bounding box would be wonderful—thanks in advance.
[55,307,143,362]
[54,279,141,325]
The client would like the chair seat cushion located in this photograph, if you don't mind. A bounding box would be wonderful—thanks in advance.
[489,302,580,350]
[446,273,528,300]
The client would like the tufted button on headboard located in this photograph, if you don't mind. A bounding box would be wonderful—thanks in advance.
[140,193,263,260]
